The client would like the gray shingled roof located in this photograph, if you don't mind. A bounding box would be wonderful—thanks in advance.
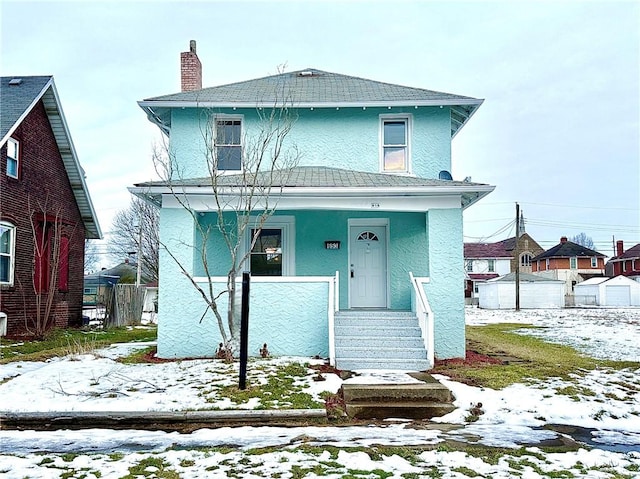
[1,76,52,141]
[532,240,605,261]
[139,68,482,138]
[135,166,485,189]
[146,68,479,105]
[489,272,564,283]
[0,76,101,239]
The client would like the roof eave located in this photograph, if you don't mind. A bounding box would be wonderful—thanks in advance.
[45,81,102,239]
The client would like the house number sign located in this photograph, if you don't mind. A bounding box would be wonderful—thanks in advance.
[325,241,341,250]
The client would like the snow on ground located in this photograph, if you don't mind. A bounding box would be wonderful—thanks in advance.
[1,307,639,477]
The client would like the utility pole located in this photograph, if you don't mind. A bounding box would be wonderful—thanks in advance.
[515,202,520,311]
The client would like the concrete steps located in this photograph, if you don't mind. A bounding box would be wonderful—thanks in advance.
[342,373,456,420]
[334,310,430,371]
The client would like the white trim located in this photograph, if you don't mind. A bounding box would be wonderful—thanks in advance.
[379,113,412,174]
[138,98,484,110]
[347,218,390,308]
[0,221,16,286]
[192,275,334,283]
[409,272,434,369]
[242,215,295,276]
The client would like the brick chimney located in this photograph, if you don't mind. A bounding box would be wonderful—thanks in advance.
[616,240,624,256]
[181,40,202,92]
[560,236,568,244]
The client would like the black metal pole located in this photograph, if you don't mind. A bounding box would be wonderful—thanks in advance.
[239,272,250,390]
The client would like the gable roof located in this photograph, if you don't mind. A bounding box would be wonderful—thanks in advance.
[609,243,640,262]
[464,242,512,258]
[0,76,101,239]
[532,240,604,261]
[138,68,483,138]
[132,166,494,210]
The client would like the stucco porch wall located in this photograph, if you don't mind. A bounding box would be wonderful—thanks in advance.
[169,106,451,180]
[422,208,465,359]
[158,207,331,359]
[195,210,429,310]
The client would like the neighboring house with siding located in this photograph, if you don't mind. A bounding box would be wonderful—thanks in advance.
[606,240,640,280]
[532,236,605,296]
[463,242,510,303]
[131,42,494,370]
[0,76,101,338]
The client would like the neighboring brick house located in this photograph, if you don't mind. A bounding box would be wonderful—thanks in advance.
[531,236,606,295]
[606,241,640,279]
[0,76,101,338]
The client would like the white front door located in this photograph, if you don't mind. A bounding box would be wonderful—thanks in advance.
[349,225,387,308]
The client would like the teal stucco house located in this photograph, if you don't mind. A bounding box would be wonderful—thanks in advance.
[131,42,494,370]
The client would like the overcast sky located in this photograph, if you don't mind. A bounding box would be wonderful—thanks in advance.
[2,0,638,260]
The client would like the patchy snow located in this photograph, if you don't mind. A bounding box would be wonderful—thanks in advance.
[1,307,639,477]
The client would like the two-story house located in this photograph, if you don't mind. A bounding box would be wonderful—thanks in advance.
[607,240,640,280]
[463,242,511,304]
[464,215,544,303]
[131,42,494,370]
[532,236,606,296]
[0,76,101,338]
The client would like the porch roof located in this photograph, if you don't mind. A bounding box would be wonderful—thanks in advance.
[132,167,495,209]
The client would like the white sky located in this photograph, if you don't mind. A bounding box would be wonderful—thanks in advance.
[1,0,638,260]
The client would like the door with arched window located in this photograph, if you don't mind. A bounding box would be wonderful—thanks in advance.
[349,224,387,308]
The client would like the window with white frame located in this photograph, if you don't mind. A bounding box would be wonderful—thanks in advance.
[214,118,242,171]
[488,259,495,272]
[521,253,532,267]
[246,217,295,276]
[6,138,19,178]
[465,260,473,272]
[570,256,577,269]
[380,116,410,172]
[0,221,16,285]
[591,257,598,268]
[545,259,550,269]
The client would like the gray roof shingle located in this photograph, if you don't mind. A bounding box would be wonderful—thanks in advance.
[145,68,480,105]
[1,76,52,141]
[135,166,485,189]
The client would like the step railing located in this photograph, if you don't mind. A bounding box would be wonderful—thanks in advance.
[409,272,434,369]
[329,271,339,366]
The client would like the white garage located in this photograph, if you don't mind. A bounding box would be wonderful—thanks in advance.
[575,275,640,307]
[574,277,608,306]
[478,272,565,309]
[603,275,640,306]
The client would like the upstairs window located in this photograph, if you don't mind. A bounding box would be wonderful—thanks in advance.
[6,138,19,178]
[215,118,242,171]
[0,222,16,285]
[487,259,495,272]
[591,257,598,268]
[465,260,473,272]
[570,257,578,269]
[380,116,410,172]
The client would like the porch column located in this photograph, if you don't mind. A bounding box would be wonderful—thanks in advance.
[424,208,465,359]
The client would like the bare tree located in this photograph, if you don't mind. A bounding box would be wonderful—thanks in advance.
[152,99,300,357]
[84,239,100,274]
[108,197,159,283]
[20,197,77,338]
[571,232,595,250]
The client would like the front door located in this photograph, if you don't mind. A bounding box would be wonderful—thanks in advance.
[349,225,387,308]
